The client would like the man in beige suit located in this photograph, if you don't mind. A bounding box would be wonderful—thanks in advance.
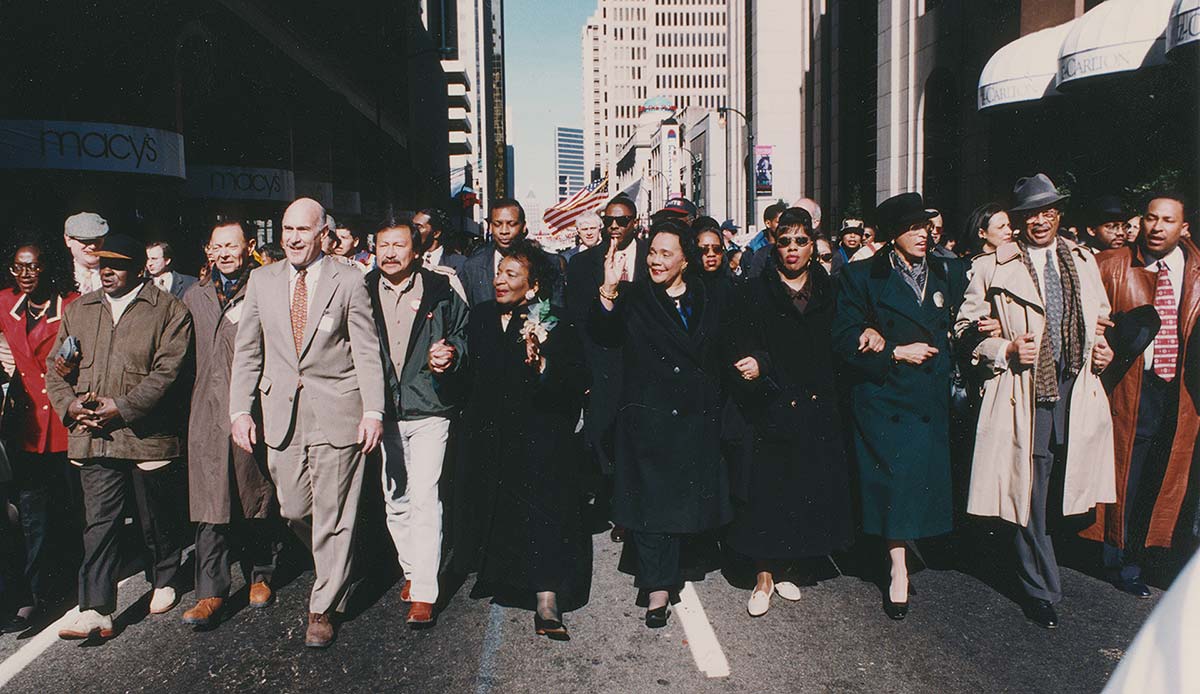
[230,197,384,648]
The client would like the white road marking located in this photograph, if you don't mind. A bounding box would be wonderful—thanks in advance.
[0,574,140,689]
[676,581,730,678]
[473,602,505,694]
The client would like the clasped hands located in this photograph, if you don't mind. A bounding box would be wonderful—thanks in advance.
[66,391,121,431]
[1005,316,1114,374]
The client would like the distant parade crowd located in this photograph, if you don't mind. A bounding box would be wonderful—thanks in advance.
[0,172,1196,649]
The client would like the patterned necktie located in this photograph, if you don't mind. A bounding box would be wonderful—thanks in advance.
[1152,260,1178,381]
[1042,255,1063,363]
[291,268,307,356]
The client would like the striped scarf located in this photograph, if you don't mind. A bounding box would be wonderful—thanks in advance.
[1019,240,1086,403]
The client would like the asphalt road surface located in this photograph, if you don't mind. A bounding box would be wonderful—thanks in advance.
[0,529,1164,694]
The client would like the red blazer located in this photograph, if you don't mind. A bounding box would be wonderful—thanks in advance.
[0,288,80,453]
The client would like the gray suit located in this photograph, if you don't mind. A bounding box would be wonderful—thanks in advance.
[230,255,384,613]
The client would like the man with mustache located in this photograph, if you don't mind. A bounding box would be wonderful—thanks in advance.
[956,173,1116,629]
[1085,192,1199,596]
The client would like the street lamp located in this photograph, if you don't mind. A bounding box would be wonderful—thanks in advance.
[717,106,754,231]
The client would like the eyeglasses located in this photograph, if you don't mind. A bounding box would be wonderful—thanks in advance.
[699,244,724,255]
[818,253,833,262]
[601,215,634,227]
[1025,209,1060,222]
[10,263,43,276]
[776,236,812,249]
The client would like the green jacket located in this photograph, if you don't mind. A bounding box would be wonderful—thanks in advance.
[364,266,470,421]
[46,282,193,461]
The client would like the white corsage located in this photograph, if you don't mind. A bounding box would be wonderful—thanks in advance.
[519,299,559,344]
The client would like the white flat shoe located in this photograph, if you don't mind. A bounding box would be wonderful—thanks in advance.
[747,587,772,617]
[775,581,802,601]
[58,609,114,640]
[149,586,178,615]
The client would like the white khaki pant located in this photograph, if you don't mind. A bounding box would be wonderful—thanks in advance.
[380,417,449,604]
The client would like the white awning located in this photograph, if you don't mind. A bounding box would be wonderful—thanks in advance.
[1169,0,1200,52]
[1057,0,1175,88]
[978,21,1078,110]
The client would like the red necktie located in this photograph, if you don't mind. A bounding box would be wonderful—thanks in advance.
[1152,260,1177,381]
[291,268,308,356]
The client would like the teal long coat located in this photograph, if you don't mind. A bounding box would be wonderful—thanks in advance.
[832,247,968,540]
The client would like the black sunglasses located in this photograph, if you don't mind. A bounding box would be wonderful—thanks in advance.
[818,252,833,262]
[776,236,812,249]
[601,215,635,227]
[698,244,724,255]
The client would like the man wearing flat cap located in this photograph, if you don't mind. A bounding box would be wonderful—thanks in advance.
[63,212,109,294]
[45,234,193,640]
[956,173,1116,628]
[1084,192,1199,597]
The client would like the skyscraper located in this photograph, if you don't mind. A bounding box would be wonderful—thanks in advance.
[583,0,731,186]
[554,127,585,202]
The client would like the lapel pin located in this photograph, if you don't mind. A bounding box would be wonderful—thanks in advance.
[933,291,945,308]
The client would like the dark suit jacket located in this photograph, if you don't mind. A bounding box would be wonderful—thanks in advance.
[435,250,467,276]
[166,271,198,299]
[460,242,567,307]
[566,238,649,472]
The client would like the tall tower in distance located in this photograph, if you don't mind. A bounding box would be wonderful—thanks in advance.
[554,127,586,202]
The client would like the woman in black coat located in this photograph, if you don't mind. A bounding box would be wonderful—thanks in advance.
[589,217,734,629]
[453,240,591,641]
[726,208,853,617]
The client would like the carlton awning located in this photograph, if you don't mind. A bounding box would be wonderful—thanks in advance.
[1056,0,1175,88]
[977,21,1078,110]
[1169,0,1200,53]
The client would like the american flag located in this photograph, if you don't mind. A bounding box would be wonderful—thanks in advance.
[543,177,609,233]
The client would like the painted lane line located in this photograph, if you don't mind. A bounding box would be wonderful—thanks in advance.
[0,574,141,689]
[676,581,730,679]
[474,602,506,694]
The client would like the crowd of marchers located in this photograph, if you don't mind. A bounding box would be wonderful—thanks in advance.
[0,172,1196,649]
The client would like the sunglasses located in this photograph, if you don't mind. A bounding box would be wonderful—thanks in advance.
[699,244,724,255]
[776,236,812,249]
[818,253,833,262]
[601,215,635,227]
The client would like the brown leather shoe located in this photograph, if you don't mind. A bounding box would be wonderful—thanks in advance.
[400,580,412,603]
[406,602,435,629]
[249,582,273,609]
[182,597,224,627]
[305,612,335,648]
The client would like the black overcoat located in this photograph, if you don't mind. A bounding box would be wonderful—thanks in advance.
[588,277,733,534]
[452,301,592,609]
[725,265,853,559]
[831,245,968,540]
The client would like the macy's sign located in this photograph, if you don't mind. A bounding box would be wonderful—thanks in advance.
[0,119,185,178]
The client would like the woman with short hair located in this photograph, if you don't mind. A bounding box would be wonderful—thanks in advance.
[590,217,734,629]
[964,203,1013,256]
[453,239,591,641]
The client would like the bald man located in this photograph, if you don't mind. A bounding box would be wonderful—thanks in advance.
[229,198,385,648]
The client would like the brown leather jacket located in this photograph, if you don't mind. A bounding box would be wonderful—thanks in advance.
[1084,240,1200,548]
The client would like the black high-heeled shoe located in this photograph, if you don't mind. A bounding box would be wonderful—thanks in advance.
[645,606,669,629]
[534,613,570,641]
[883,596,909,620]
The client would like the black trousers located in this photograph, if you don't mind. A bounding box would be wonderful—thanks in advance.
[194,520,279,599]
[1103,372,1179,580]
[631,531,681,592]
[7,451,70,604]
[78,460,181,613]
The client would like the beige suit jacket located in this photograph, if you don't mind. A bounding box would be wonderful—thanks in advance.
[229,256,385,449]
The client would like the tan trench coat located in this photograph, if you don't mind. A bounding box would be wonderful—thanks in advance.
[956,239,1116,527]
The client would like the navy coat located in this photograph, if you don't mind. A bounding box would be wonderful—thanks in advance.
[831,245,967,540]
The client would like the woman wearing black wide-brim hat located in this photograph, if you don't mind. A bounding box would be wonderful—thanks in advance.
[831,192,969,620]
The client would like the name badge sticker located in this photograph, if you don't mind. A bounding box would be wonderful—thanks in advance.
[318,315,335,333]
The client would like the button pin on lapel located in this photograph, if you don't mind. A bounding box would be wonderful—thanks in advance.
[933,291,945,308]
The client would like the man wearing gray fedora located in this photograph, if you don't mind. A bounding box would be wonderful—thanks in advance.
[956,173,1117,628]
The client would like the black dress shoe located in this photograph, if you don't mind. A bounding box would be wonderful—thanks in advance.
[1113,578,1152,599]
[534,613,570,641]
[883,597,909,620]
[645,606,669,629]
[1024,599,1058,628]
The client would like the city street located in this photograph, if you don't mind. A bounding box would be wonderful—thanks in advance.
[0,532,1159,693]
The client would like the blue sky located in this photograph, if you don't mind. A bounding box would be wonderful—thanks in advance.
[504,0,595,207]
